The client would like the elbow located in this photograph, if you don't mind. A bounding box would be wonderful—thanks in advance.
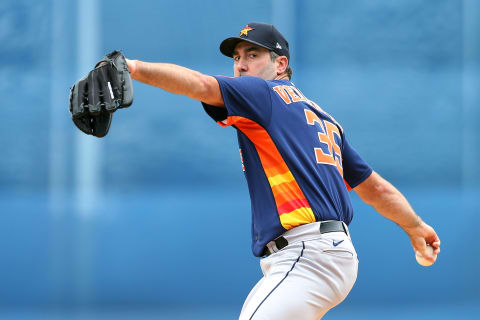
[367,181,398,208]
[371,182,389,198]
[356,172,394,206]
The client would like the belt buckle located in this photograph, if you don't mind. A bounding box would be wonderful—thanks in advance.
[320,220,346,235]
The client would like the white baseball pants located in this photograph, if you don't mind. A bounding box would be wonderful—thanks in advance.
[239,222,358,320]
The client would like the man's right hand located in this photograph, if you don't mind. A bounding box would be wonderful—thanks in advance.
[354,171,441,265]
[404,221,441,264]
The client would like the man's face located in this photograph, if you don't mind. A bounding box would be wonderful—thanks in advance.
[232,42,276,80]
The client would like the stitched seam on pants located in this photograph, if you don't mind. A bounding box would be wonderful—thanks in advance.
[249,241,306,320]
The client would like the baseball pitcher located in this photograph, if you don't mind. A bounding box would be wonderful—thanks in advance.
[69,22,441,319]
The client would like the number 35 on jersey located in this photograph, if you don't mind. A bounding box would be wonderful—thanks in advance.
[304,109,343,177]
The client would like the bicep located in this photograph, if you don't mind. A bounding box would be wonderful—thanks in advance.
[199,75,225,108]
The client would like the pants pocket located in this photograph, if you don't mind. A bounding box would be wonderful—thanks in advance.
[322,248,354,258]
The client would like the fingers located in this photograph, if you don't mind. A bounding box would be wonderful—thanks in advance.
[72,115,94,135]
[412,240,436,263]
[430,240,441,255]
[103,64,123,108]
[86,66,121,113]
[96,66,116,111]
[87,69,101,113]
[425,224,441,255]
[413,240,440,258]
[70,77,89,117]
[90,112,113,138]
[410,222,441,263]
[411,236,427,254]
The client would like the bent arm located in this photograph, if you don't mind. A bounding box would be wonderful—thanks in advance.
[126,59,224,107]
[354,171,440,263]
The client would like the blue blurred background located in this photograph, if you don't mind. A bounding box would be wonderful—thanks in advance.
[0,0,479,319]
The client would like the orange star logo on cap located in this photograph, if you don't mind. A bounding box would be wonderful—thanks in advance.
[239,25,254,37]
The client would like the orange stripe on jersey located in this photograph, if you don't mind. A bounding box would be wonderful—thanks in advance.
[262,162,289,177]
[271,181,307,206]
[229,116,316,230]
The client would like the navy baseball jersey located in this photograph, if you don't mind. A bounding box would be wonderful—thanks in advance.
[203,76,372,257]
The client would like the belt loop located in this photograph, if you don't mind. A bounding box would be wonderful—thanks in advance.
[266,241,278,254]
[342,221,350,238]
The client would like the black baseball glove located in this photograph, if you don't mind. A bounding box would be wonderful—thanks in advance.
[69,50,133,137]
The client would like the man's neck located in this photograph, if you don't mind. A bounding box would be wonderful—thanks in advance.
[274,73,289,81]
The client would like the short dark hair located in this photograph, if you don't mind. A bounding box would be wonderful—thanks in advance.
[270,51,293,80]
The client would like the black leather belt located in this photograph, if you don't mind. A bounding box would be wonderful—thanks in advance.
[262,221,347,257]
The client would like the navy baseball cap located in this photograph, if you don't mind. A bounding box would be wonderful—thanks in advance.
[220,22,290,61]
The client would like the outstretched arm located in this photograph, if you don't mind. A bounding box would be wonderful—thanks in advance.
[354,171,441,264]
[126,59,224,107]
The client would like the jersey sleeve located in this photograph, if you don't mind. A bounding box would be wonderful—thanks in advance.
[342,134,373,189]
[202,75,272,127]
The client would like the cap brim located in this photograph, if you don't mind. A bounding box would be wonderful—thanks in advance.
[220,37,273,57]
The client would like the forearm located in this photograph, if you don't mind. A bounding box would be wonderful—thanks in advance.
[365,176,421,230]
[127,59,223,106]
[354,171,440,259]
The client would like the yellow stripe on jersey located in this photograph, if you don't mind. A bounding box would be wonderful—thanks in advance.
[267,170,295,187]
[279,207,316,230]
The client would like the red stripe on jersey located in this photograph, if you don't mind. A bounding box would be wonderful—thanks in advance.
[277,198,310,216]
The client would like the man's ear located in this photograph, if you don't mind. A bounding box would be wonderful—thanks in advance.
[275,56,288,75]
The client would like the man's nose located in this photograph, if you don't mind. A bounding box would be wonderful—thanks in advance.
[236,58,248,72]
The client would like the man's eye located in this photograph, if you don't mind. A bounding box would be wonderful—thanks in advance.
[249,53,257,58]
[233,56,240,61]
